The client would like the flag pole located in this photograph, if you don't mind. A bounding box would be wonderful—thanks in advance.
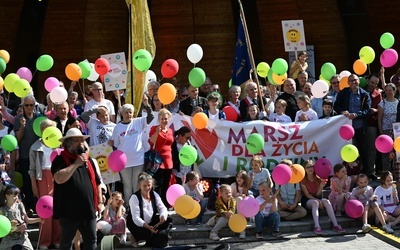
[237,0,265,112]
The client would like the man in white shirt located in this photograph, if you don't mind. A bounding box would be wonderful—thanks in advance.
[84,82,116,122]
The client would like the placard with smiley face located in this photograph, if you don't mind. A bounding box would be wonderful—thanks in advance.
[89,142,121,184]
[281,20,307,52]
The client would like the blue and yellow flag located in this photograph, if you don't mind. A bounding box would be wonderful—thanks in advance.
[125,0,156,116]
[231,15,252,86]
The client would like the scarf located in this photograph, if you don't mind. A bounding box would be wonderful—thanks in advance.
[60,149,98,209]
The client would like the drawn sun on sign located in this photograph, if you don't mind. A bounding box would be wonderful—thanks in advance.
[286,29,301,43]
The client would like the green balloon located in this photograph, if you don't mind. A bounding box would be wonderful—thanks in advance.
[321,62,336,81]
[13,79,31,98]
[359,46,375,64]
[133,49,152,72]
[78,61,92,79]
[33,116,48,137]
[42,127,62,148]
[359,77,367,88]
[228,79,232,88]
[246,133,264,154]
[257,62,270,78]
[4,73,19,93]
[1,134,18,151]
[271,58,288,75]
[0,214,11,238]
[340,144,359,162]
[179,145,198,166]
[36,54,54,72]
[0,58,6,75]
[267,68,277,85]
[13,171,23,189]
[380,32,395,49]
[189,67,206,87]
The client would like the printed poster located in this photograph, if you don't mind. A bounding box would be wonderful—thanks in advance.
[281,20,307,52]
[101,52,127,92]
[89,143,120,184]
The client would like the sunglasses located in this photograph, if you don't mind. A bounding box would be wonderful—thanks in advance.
[331,81,339,84]
[24,104,34,107]
[181,94,189,97]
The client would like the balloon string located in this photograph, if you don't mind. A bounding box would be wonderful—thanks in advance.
[36,223,43,250]
[32,69,37,79]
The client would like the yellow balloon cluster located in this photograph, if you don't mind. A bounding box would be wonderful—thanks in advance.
[174,195,201,219]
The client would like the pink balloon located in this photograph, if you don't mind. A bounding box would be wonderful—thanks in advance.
[272,164,292,185]
[339,124,354,141]
[314,158,332,179]
[16,67,33,83]
[166,184,185,206]
[375,134,394,153]
[108,150,127,172]
[380,49,398,68]
[36,195,53,219]
[45,77,60,92]
[237,197,259,218]
[345,199,364,218]
[161,59,179,78]
[50,148,64,162]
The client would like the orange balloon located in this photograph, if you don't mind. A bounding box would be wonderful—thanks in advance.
[0,50,10,64]
[339,76,349,90]
[394,137,400,152]
[174,195,195,216]
[158,83,176,105]
[289,164,305,184]
[0,76,3,91]
[272,72,287,85]
[65,63,82,81]
[182,201,201,219]
[192,112,208,129]
[228,214,247,233]
[353,59,367,75]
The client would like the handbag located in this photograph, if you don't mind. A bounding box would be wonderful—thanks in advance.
[144,149,163,176]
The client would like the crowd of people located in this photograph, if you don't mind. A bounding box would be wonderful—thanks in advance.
[1,51,400,249]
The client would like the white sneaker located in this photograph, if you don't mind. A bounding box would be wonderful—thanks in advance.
[362,223,371,233]
[120,233,127,245]
[209,233,220,241]
[382,224,394,234]
[239,231,246,239]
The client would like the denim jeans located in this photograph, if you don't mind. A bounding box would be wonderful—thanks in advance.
[59,217,97,250]
[255,211,280,232]
[196,199,208,224]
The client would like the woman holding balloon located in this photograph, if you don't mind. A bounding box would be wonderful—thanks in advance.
[149,108,174,207]
[28,119,61,249]
[110,98,154,205]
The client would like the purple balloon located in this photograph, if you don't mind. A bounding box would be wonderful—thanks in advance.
[16,67,32,83]
[314,158,332,179]
[45,77,59,92]
[108,150,127,172]
[375,134,394,153]
[380,49,398,68]
[238,197,259,218]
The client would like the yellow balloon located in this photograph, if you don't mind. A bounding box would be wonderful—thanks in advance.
[228,214,247,233]
[0,50,10,64]
[272,72,287,85]
[394,137,400,152]
[182,201,201,219]
[174,195,195,216]
[0,76,3,91]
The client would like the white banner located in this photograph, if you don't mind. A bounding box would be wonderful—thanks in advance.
[146,114,351,178]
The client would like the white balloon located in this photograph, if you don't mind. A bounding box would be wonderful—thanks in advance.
[87,63,99,81]
[187,44,203,64]
[311,80,329,98]
[339,70,351,79]
[50,86,68,103]
[146,70,157,83]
